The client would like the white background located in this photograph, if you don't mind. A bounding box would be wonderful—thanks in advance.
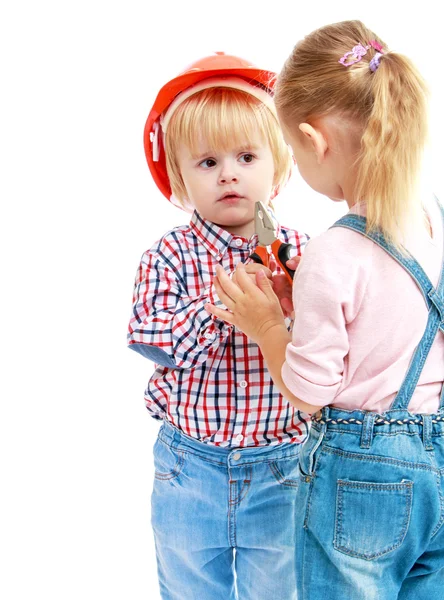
[1,1,443,598]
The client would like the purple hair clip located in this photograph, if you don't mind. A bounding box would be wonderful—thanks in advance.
[339,39,385,71]
[369,52,383,72]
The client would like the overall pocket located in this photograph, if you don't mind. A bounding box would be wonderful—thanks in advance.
[334,479,413,560]
[153,438,186,481]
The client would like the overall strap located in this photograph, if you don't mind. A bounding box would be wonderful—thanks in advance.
[331,200,444,411]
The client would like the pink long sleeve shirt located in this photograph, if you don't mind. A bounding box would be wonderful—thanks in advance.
[282,200,444,414]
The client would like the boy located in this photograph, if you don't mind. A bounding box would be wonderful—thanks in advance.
[128,52,309,600]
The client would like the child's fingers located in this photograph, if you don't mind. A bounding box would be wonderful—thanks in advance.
[235,262,265,293]
[216,265,244,300]
[243,263,273,279]
[237,265,279,307]
[269,257,277,273]
[213,276,236,310]
[286,256,301,270]
[280,297,294,318]
[205,303,236,325]
[255,269,280,302]
[272,273,293,308]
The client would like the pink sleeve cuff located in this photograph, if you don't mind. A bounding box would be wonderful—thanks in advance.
[281,361,342,407]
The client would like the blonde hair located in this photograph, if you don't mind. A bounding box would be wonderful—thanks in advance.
[164,86,292,207]
[275,20,429,249]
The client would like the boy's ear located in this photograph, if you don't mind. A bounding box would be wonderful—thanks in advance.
[299,123,328,164]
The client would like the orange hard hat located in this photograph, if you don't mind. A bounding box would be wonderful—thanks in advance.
[144,52,277,210]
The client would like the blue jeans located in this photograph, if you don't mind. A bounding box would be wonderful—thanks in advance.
[151,419,301,599]
[296,407,444,599]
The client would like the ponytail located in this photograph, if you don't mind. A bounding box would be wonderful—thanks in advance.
[275,20,429,250]
[355,52,428,247]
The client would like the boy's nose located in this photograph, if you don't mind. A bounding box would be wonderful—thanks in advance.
[218,173,239,184]
[218,167,239,184]
[218,158,239,185]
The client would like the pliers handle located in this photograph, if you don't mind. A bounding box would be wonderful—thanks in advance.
[249,202,296,284]
[250,241,295,284]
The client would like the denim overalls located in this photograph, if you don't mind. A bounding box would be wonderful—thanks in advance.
[296,201,444,600]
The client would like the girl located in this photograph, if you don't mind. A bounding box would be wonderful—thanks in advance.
[206,20,444,599]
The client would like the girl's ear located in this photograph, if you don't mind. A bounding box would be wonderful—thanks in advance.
[299,123,328,164]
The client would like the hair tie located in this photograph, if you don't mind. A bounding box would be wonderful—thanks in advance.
[369,52,383,72]
[338,39,384,72]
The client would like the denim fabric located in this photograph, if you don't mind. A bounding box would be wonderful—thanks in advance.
[151,420,301,600]
[294,198,444,599]
[296,409,444,599]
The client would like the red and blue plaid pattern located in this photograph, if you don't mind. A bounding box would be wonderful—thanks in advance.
[128,211,310,447]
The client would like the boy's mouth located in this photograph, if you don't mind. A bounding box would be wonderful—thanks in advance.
[218,192,242,202]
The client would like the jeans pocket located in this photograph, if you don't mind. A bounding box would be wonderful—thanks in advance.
[334,479,413,560]
[269,455,300,488]
[153,438,186,481]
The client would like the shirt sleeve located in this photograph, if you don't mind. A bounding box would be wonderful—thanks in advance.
[127,250,232,370]
[281,229,371,407]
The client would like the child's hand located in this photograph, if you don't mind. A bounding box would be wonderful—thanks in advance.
[231,262,273,287]
[272,256,301,318]
[205,263,286,345]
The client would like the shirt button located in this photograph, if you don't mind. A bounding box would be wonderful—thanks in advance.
[232,452,241,460]
[235,434,244,442]
[239,380,248,388]
[204,332,213,339]
[235,238,243,247]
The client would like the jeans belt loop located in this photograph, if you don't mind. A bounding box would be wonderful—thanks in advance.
[360,412,377,449]
[322,405,330,424]
[422,414,434,451]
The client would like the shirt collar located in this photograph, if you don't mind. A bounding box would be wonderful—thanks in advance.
[190,211,258,259]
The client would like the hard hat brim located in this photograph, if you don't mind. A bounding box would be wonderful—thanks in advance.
[144,59,276,205]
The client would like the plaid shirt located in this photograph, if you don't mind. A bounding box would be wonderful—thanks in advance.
[128,211,310,447]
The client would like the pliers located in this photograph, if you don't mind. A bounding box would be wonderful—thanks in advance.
[249,201,296,284]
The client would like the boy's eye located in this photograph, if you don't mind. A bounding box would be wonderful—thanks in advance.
[199,158,217,168]
[240,153,255,163]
